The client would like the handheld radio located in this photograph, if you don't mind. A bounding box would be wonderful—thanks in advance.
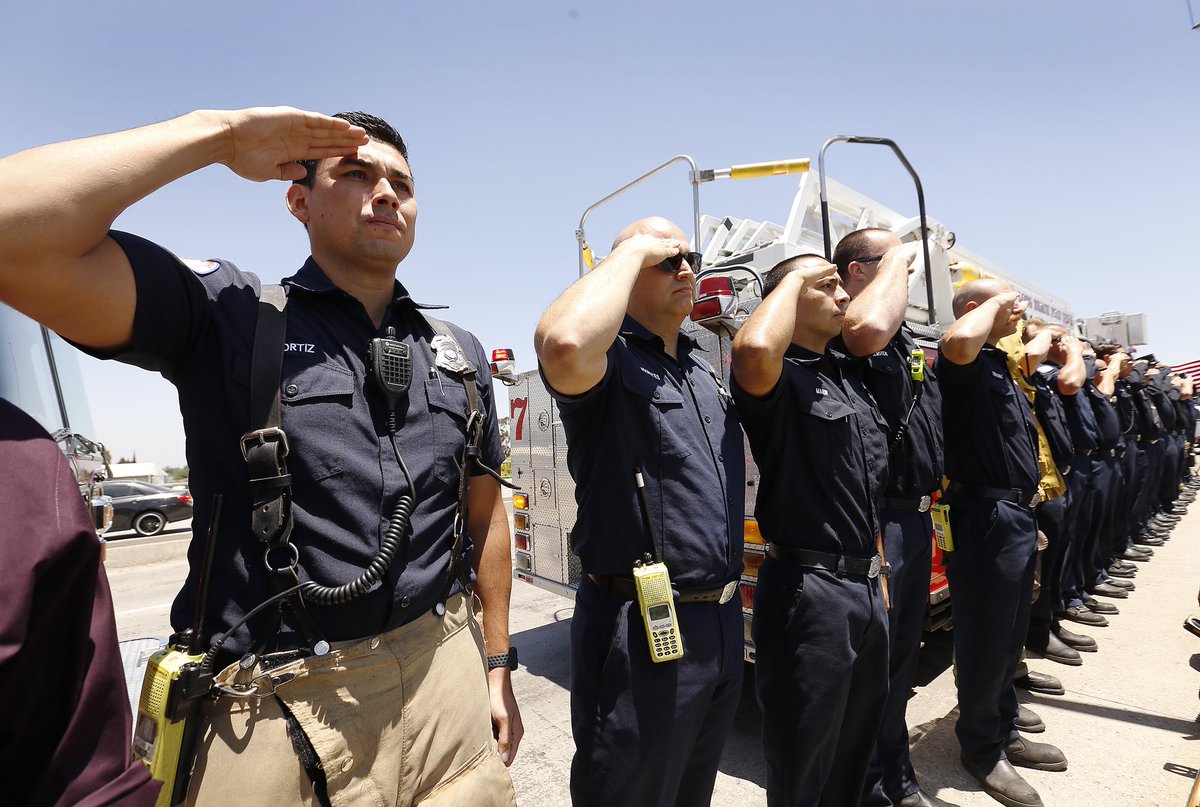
[133,496,223,807]
[930,500,954,552]
[633,469,683,663]
[909,348,926,382]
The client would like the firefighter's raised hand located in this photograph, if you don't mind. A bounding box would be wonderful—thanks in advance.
[991,291,1025,325]
[878,241,921,276]
[609,232,686,270]
[785,258,839,291]
[215,107,369,182]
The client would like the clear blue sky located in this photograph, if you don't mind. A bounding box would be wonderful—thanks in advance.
[2,1,1197,466]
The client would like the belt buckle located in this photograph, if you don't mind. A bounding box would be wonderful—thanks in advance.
[868,555,881,579]
[718,580,738,605]
[917,495,932,513]
[1029,491,1042,507]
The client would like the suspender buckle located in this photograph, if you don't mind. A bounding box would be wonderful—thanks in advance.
[241,427,290,460]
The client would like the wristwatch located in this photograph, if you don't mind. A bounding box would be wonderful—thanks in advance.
[486,647,518,671]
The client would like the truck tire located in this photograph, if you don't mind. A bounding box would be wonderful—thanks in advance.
[133,511,166,536]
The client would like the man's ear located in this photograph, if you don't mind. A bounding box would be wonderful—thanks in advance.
[286,183,310,226]
[849,261,869,282]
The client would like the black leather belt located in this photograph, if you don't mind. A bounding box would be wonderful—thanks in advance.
[884,495,933,512]
[766,545,883,578]
[946,482,1041,508]
[586,574,738,604]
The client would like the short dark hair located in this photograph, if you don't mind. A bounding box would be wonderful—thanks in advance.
[832,228,893,282]
[293,111,409,187]
[762,253,828,298]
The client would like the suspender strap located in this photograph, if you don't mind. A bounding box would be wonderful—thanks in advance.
[422,314,480,591]
[245,284,292,543]
[242,284,326,658]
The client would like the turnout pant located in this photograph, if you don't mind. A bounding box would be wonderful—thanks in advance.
[188,593,515,807]
[570,576,743,807]
[945,495,1038,764]
[753,554,889,807]
[862,509,934,807]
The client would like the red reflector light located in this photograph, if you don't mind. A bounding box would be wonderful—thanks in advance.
[697,276,735,297]
[690,298,724,321]
[492,348,514,362]
[178,494,192,504]
[515,533,529,551]
[739,582,756,610]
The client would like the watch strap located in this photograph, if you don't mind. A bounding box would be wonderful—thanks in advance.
[486,647,518,670]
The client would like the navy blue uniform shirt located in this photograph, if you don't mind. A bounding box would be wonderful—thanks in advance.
[1115,380,1141,439]
[937,345,1039,493]
[85,232,504,656]
[1029,369,1074,473]
[1043,363,1099,453]
[1129,382,1163,441]
[834,326,943,497]
[1148,374,1178,432]
[546,316,744,588]
[1084,382,1122,450]
[733,344,888,556]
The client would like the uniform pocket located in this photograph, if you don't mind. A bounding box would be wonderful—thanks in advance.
[619,369,691,462]
[426,373,471,483]
[280,361,356,482]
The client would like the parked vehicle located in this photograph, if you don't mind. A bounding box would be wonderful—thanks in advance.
[104,481,193,536]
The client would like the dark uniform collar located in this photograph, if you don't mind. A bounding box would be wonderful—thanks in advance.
[284,256,448,312]
[618,314,703,357]
[784,343,825,366]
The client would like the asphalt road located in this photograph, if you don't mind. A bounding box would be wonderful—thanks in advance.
[107,506,1200,806]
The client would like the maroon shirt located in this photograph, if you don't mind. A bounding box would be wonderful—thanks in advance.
[0,399,159,806]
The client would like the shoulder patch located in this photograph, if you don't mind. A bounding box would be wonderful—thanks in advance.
[181,258,220,276]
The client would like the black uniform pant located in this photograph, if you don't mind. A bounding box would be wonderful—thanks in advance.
[861,509,933,807]
[1060,454,1094,610]
[569,575,743,807]
[1140,439,1166,521]
[1162,434,1185,504]
[1089,455,1125,579]
[945,495,1038,764]
[1028,493,1068,646]
[1114,441,1141,551]
[1131,440,1163,533]
[1077,455,1116,590]
[753,555,889,807]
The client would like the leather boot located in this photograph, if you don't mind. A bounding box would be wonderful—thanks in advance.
[961,755,1043,807]
[896,789,960,807]
[1015,704,1045,733]
[1026,633,1082,665]
[1053,624,1097,651]
[1005,736,1068,771]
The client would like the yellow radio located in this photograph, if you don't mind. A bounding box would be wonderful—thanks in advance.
[132,647,207,807]
[634,561,683,663]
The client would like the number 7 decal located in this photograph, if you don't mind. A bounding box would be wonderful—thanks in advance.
[511,397,528,441]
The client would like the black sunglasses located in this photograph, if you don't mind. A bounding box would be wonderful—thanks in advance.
[852,254,884,264]
[657,251,703,274]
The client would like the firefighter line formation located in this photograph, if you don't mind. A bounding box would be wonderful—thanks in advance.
[0,107,1195,807]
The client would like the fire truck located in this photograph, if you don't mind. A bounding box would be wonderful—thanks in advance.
[491,139,1078,661]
